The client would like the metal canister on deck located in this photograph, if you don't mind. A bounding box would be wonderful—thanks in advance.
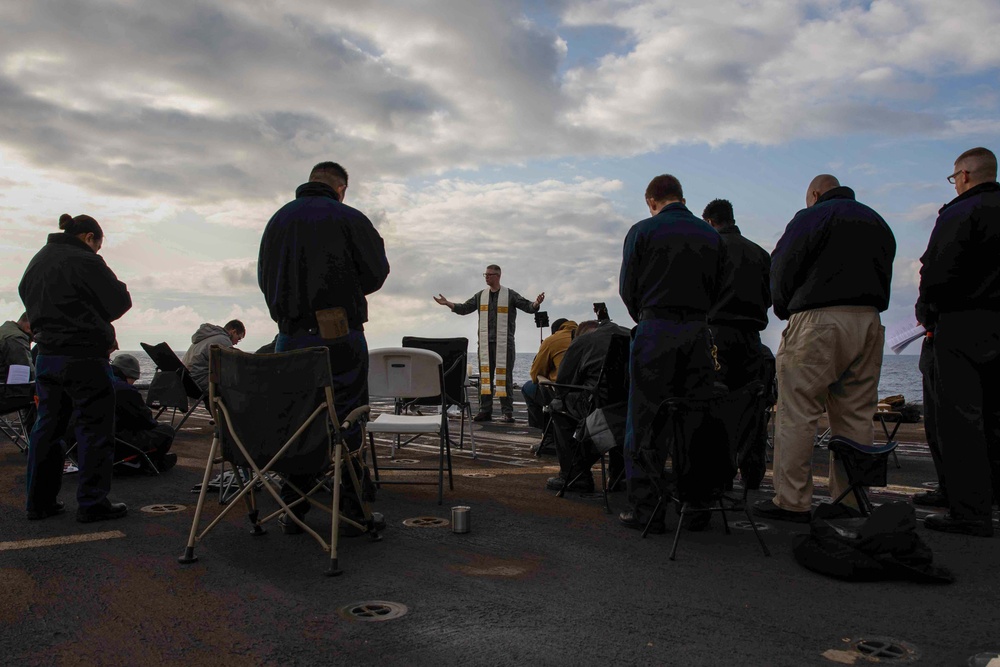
[451,506,471,534]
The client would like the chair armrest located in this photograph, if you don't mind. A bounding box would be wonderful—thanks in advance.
[541,381,592,393]
[341,405,371,430]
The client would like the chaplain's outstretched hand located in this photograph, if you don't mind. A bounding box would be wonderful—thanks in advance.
[533,292,545,308]
[434,293,454,309]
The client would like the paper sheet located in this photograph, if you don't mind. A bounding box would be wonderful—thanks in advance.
[886,322,926,355]
[5,364,30,385]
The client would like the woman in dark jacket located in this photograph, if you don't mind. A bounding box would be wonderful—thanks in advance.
[18,213,132,522]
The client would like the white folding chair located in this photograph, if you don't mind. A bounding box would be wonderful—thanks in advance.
[367,348,453,505]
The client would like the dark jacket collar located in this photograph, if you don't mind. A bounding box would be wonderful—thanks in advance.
[46,233,95,253]
[655,202,689,216]
[939,181,1000,214]
[295,181,340,200]
[716,223,742,236]
[817,186,856,204]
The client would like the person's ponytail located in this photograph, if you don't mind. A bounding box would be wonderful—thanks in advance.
[58,213,104,240]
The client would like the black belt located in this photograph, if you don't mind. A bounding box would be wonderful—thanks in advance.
[278,318,318,336]
[639,307,707,322]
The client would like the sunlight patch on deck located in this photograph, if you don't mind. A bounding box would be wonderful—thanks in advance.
[0,530,126,552]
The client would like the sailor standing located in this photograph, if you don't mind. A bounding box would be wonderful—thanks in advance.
[435,264,544,423]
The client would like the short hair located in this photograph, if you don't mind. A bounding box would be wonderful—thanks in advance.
[956,147,998,181]
[486,264,501,274]
[575,320,600,337]
[702,199,735,225]
[309,162,349,188]
[551,318,568,333]
[58,213,103,240]
[645,174,683,203]
[224,319,246,336]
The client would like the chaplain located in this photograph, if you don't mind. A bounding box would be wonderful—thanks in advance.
[434,264,544,423]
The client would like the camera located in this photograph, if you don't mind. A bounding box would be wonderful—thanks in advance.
[593,302,609,322]
[534,311,550,328]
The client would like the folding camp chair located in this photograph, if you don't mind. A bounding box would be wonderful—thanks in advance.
[366,348,453,505]
[179,346,379,576]
[140,342,210,431]
[65,434,163,475]
[401,336,476,458]
[537,333,630,513]
[0,382,34,453]
[640,382,770,560]
[828,435,898,516]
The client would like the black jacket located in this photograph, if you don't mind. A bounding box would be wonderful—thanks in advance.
[919,182,1000,315]
[556,321,631,417]
[258,182,390,331]
[18,234,132,357]
[708,225,771,331]
[771,187,895,321]
[112,367,158,432]
[619,203,729,322]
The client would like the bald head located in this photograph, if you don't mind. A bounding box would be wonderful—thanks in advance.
[806,174,841,207]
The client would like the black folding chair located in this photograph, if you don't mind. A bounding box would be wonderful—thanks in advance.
[0,384,34,453]
[538,333,630,513]
[179,346,379,576]
[640,382,770,560]
[401,336,476,458]
[65,434,162,475]
[141,342,210,431]
[828,435,898,516]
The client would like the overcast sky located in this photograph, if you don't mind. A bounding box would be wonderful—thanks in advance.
[1,0,998,355]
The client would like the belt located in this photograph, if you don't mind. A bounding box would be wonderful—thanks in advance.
[278,318,318,336]
[639,307,707,322]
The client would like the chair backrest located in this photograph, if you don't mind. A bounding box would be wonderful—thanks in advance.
[368,348,444,401]
[141,341,205,400]
[647,382,764,502]
[210,345,337,474]
[401,336,469,407]
[596,334,630,407]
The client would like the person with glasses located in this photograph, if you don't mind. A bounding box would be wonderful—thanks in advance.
[754,174,896,524]
[434,265,544,423]
[180,319,246,392]
[917,146,1000,537]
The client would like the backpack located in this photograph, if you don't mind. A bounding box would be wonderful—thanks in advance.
[792,502,953,584]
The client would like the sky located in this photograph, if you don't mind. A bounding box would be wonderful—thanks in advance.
[1,0,998,356]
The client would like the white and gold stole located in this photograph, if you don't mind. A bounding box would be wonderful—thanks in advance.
[478,287,509,397]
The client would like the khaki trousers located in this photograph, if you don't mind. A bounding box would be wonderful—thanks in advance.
[772,306,883,512]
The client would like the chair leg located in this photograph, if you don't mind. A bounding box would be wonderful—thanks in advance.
[669,503,685,560]
[719,500,731,535]
[743,505,771,557]
[599,454,611,514]
[891,448,901,469]
[445,426,454,491]
[326,440,344,577]
[368,431,381,487]
[467,402,477,459]
[179,433,221,564]
[641,496,664,540]
[437,434,445,506]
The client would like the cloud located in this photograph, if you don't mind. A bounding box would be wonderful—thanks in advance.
[2,0,995,208]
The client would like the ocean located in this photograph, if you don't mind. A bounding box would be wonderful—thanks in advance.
[122,349,925,403]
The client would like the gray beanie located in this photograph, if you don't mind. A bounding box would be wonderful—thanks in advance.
[112,354,141,380]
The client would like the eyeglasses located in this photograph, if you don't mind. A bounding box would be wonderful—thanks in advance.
[483,272,500,277]
[947,169,968,184]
